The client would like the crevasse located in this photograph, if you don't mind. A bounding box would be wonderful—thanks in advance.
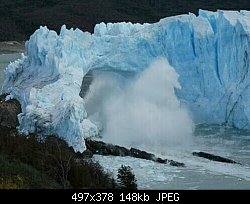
[2,10,250,152]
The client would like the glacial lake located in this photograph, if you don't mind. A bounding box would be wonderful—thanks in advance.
[0,53,22,90]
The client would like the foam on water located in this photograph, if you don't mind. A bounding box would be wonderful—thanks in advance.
[94,125,250,189]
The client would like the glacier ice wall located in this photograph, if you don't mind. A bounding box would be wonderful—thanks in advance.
[2,10,250,152]
[2,26,99,152]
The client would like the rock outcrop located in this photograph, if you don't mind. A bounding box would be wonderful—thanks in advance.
[0,94,21,128]
[192,151,240,164]
[85,138,185,167]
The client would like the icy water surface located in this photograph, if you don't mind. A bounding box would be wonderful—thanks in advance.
[94,124,250,189]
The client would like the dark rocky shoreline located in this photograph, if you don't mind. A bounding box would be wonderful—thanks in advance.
[193,151,241,164]
[85,138,185,167]
[0,94,21,128]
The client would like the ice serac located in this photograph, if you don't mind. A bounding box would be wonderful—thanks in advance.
[2,10,250,152]
[2,25,99,152]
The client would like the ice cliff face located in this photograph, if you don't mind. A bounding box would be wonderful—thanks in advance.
[2,10,250,152]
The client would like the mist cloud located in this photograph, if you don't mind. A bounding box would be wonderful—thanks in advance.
[84,58,194,152]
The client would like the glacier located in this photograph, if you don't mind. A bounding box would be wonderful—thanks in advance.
[2,9,250,152]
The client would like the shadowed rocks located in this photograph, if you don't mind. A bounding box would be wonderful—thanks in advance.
[0,94,21,128]
[79,70,93,99]
[192,151,240,164]
[85,139,242,167]
[85,138,185,167]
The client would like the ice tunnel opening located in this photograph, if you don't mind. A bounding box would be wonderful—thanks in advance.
[81,59,194,153]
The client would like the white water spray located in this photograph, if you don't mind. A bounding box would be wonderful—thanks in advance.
[84,58,194,151]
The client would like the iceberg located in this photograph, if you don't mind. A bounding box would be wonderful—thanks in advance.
[2,10,250,152]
